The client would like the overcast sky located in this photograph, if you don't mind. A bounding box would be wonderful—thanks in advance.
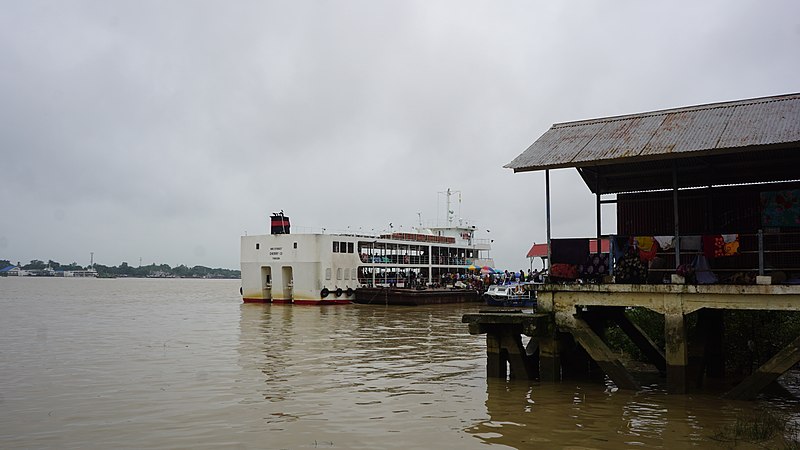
[1,1,799,270]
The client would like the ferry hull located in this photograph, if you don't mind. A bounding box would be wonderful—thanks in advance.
[241,297,352,305]
[354,287,480,306]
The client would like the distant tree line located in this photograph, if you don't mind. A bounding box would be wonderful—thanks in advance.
[0,259,240,279]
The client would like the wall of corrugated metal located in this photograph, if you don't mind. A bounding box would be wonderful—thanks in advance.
[616,182,800,235]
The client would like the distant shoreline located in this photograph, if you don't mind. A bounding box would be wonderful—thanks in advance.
[1,260,240,279]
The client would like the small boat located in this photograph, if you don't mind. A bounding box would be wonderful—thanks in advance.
[483,283,537,307]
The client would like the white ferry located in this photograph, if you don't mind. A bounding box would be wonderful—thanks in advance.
[240,197,493,305]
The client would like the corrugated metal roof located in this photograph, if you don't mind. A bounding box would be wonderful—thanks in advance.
[506,93,800,172]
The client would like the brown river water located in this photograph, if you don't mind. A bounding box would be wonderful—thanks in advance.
[2,277,799,449]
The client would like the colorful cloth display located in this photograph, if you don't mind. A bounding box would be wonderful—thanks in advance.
[654,236,675,250]
[580,253,609,280]
[614,248,648,284]
[635,236,658,261]
[703,234,739,258]
[550,263,579,280]
[761,190,800,227]
[612,235,630,261]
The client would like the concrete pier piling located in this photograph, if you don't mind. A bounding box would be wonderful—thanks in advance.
[465,284,800,398]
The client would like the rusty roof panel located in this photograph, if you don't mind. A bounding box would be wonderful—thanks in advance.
[507,93,800,172]
[718,97,800,149]
[506,121,605,170]
[571,114,665,164]
[642,105,735,156]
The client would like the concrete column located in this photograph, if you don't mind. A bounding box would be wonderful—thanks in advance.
[665,312,688,394]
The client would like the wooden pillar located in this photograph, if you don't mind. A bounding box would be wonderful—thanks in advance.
[498,329,537,379]
[525,338,541,380]
[483,327,538,379]
[539,334,561,382]
[485,332,507,378]
[665,312,688,394]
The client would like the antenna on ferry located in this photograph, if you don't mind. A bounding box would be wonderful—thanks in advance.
[446,188,453,225]
[417,212,422,227]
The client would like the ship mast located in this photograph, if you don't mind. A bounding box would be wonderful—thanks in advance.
[442,188,461,227]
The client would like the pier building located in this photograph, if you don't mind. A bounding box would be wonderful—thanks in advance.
[468,93,800,397]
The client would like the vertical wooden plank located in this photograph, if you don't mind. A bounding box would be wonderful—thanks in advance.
[485,332,506,378]
[539,335,560,382]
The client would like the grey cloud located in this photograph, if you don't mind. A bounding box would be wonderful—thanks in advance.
[1,0,799,269]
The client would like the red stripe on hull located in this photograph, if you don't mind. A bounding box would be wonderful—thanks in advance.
[242,297,270,303]
[271,298,292,304]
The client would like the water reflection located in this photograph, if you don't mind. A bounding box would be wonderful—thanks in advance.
[237,300,800,449]
[465,370,800,448]
[237,302,490,448]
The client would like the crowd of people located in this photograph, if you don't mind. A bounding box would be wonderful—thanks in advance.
[432,268,544,293]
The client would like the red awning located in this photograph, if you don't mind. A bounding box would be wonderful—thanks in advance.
[526,243,549,258]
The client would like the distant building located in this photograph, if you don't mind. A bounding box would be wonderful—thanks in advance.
[0,266,21,276]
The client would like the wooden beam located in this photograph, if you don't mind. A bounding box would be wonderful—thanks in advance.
[610,309,667,375]
[724,334,800,400]
[497,329,538,379]
[569,318,640,390]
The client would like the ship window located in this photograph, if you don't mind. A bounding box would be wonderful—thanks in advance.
[340,242,347,252]
[326,268,331,280]
[333,242,339,253]
[293,242,297,249]
[255,243,260,249]
[337,268,342,280]
[344,269,350,280]
[347,242,354,253]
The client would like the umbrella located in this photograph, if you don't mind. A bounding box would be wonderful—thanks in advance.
[480,266,495,274]
[467,264,478,270]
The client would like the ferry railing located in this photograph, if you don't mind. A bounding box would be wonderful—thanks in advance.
[358,255,485,266]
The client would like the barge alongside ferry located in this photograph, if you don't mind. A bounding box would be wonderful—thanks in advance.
[240,196,493,305]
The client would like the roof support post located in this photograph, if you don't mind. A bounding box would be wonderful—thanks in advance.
[596,168,602,252]
[672,162,681,268]
[545,169,552,273]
